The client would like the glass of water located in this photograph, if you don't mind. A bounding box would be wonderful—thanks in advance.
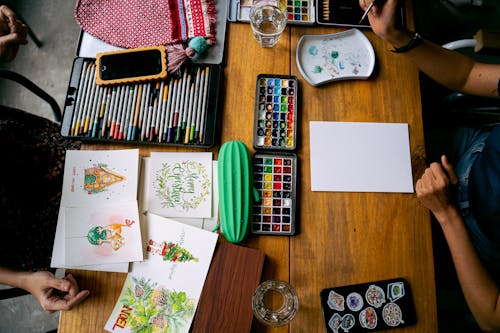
[249,0,288,47]
[252,280,299,327]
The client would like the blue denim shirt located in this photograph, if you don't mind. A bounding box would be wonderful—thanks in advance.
[455,129,500,281]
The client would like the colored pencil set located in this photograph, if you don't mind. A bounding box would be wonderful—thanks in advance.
[65,59,215,145]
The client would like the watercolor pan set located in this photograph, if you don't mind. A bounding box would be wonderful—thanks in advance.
[252,153,297,235]
[61,57,222,147]
[253,74,298,151]
[320,278,416,332]
[227,0,315,25]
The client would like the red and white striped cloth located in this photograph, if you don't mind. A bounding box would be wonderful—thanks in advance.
[74,0,216,49]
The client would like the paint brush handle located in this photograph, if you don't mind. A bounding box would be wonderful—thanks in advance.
[358,0,376,25]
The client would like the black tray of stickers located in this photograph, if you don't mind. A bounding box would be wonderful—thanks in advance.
[61,57,223,147]
[320,278,416,332]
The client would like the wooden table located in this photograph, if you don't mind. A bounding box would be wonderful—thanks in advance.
[59,7,437,333]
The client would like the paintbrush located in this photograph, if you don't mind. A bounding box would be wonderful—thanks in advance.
[358,0,376,24]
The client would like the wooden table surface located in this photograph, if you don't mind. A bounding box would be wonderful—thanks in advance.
[59,7,438,333]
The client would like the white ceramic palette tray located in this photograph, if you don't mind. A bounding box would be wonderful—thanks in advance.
[296,28,375,86]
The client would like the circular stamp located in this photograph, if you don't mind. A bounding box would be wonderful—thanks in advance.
[346,292,363,312]
[365,284,386,308]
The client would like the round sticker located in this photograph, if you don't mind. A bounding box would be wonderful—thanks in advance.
[346,292,363,311]
[365,284,386,308]
[382,302,404,327]
[359,306,378,329]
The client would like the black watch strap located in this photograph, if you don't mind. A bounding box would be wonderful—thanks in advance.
[391,32,423,53]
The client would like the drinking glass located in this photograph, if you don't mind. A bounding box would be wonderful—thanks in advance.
[252,280,299,327]
[249,0,288,47]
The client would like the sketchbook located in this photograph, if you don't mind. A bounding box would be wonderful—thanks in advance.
[51,149,216,272]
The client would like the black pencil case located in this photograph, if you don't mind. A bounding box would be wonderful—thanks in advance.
[61,57,222,147]
[316,0,406,28]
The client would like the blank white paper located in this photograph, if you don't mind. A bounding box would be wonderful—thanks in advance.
[310,121,414,193]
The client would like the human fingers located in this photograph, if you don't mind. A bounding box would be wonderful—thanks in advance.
[63,289,90,310]
[62,274,80,297]
[0,31,27,46]
[42,288,90,312]
[39,273,74,293]
[428,162,450,185]
[0,5,17,33]
[441,155,458,186]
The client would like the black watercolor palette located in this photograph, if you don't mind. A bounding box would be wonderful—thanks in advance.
[61,57,222,147]
[320,278,416,332]
[251,153,297,236]
[253,74,298,151]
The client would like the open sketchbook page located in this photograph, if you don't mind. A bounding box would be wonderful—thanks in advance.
[104,213,218,333]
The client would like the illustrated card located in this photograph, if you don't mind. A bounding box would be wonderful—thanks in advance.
[64,201,143,266]
[51,208,130,272]
[104,213,218,333]
[61,149,139,206]
[147,152,213,218]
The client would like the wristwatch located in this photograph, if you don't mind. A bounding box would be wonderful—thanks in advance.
[392,32,423,53]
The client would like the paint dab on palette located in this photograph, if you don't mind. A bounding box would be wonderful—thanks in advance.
[252,153,297,235]
[253,75,298,150]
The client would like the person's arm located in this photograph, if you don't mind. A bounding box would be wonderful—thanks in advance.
[416,156,500,332]
[359,0,500,98]
[0,268,89,313]
[0,5,28,62]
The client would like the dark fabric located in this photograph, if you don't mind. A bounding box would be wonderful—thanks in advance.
[0,106,80,271]
[469,125,500,244]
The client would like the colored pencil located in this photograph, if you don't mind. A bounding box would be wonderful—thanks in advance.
[130,84,143,140]
[199,67,210,142]
[76,63,94,135]
[82,65,97,134]
[184,83,195,144]
[140,83,151,141]
[194,67,206,141]
[165,79,176,142]
[175,70,188,142]
[157,82,168,142]
[161,80,173,142]
[70,62,89,135]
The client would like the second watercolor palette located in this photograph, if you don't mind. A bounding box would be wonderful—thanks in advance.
[252,153,297,236]
[253,74,298,151]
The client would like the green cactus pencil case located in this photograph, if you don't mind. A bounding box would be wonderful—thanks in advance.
[218,141,259,243]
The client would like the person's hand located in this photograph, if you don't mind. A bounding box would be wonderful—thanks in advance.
[0,5,28,62]
[25,271,90,313]
[415,155,459,222]
[358,0,412,48]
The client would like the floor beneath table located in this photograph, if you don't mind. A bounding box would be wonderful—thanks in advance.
[0,0,499,332]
